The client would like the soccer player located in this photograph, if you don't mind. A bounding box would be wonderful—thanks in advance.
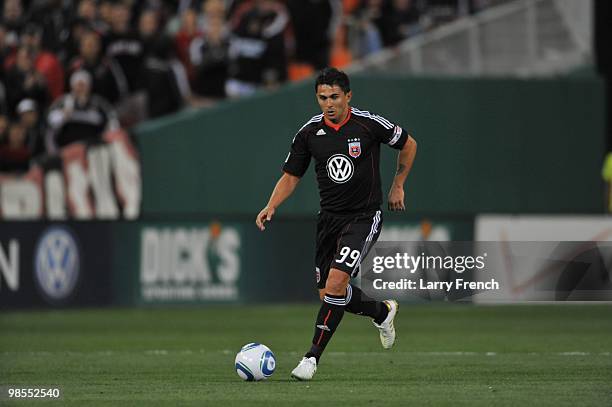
[256,68,417,380]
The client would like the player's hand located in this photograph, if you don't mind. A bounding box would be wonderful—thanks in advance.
[388,185,405,211]
[256,206,275,231]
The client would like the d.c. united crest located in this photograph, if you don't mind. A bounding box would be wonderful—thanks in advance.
[348,138,361,158]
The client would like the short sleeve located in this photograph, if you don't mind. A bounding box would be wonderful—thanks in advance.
[353,108,408,150]
[282,129,311,177]
[383,124,409,150]
[374,121,408,150]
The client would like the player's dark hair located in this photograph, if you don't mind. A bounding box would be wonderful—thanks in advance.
[315,68,350,94]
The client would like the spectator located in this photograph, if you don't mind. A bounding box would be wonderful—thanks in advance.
[0,115,8,139]
[0,23,12,84]
[133,1,175,31]
[97,0,114,35]
[0,122,32,173]
[2,0,24,48]
[68,29,125,104]
[384,0,423,46]
[139,8,194,117]
[0,0,496,130]
[105,0,146,125]
[61,17,93,68]
[226,0,290,97]
[16,98,45,158]
[602,152,612,212]
[27,0,72,55]
[104,0,145,93]
[189,15,230,99]
[75,0,111,35]
[349,1,384,58]
[144,36,195,118]
[20,23,65,100]
[174,7,202,83]
[4,46,49,117]
[77,0,98,24]
[0,84,7,116]
[199,0,227,32]
[64,0,113,61]
[45,70,118,153]
[286,0,342,70]
[140,9,165,57]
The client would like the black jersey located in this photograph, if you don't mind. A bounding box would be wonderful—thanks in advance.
[104,31,144,92]
[46,95,118,150]
[282,106,409,214]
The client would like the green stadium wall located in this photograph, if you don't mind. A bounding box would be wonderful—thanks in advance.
[135,74,605,218]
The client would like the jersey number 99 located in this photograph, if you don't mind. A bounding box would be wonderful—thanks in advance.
[335,246,361,268]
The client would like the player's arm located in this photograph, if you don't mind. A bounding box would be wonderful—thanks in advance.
[258,121,311,230]
[388,135,417,211]
[256,172,301,231]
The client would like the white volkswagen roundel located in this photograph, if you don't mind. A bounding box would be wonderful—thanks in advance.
[34,226,80,302]
[326,154,354,183]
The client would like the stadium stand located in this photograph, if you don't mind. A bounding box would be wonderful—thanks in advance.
[0,0,522,174]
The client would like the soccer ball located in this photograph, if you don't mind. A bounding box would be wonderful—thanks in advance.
[234,343,276,381]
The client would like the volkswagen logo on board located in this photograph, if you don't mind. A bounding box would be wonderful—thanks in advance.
[34,226,80,304]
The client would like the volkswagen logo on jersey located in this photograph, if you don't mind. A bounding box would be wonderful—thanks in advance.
[34,226,80,303]
[326,154,354,183]
[348,138,361,158]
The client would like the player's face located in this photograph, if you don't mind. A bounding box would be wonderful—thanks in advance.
[316,84,352,124]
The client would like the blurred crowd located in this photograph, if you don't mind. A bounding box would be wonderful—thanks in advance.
[0,0,503,173]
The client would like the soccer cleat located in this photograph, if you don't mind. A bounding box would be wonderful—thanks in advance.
[372,300,398,349]
[291,356,317,381]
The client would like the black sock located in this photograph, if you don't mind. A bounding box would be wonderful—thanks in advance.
[305,345,322,361]
[305,293,346,362]
[345,284,389,324]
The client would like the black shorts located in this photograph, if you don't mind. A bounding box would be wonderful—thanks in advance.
[314,209,383,289]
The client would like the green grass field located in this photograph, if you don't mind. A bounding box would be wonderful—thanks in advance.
[1,304,611,406]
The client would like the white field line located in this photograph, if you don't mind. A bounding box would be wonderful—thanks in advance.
[1,350,610,357]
